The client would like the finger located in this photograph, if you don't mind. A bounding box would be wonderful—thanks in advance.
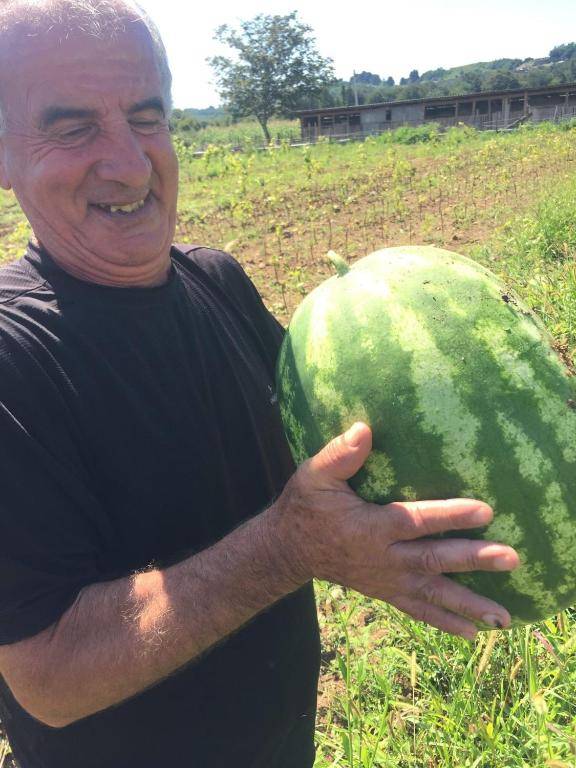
[405,573,512,629]
[307,422,372,482]
[382,498,493,540]
[398,540,520,575]
[392,595,479,640]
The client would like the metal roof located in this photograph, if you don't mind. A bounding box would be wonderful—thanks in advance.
[295,81,576,116]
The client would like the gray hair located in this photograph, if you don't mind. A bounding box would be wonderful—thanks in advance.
[0,0,173,130]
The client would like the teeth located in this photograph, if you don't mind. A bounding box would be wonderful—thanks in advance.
[97,198,147,214]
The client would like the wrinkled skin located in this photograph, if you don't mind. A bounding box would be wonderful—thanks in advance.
[0,22,178,287]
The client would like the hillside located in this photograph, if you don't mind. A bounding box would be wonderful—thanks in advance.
[295,42,576,110]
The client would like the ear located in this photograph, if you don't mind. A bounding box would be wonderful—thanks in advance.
[0,136,12,190]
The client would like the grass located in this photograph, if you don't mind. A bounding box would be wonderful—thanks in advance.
[472,175,576,368]
[1,121,576,767]
[173,117,301,152]
[314,585,576,767]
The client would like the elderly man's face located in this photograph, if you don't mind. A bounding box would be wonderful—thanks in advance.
[0,23,179,282]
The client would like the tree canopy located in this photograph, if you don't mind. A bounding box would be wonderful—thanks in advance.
[208,12,334,143]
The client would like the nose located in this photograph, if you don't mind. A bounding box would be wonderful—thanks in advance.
[94,123,152,188]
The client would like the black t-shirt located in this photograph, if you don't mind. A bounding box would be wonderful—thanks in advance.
[0,243,320,768]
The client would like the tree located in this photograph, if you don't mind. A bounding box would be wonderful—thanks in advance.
[486,71,521,91]
[403,84,425,100]
[385,76,395,87]
[461,71,483,92]
[208,12,334,144]
[352,71,381,86]
[420,67,446,82]
[549,43,576,62]
[526,69,555,88]
[408,69,420,83]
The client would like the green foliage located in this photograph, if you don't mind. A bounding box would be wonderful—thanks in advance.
[375,123,441,145]
[314,585,576,767]
[501,185,576,262]
[352,72,381,86]
[485,71,521,91]
[421,67,447,83]
[173,119,301,152]
[305,43,576,110]
[208,12,334,144]
[474,174,576,359]
[550,42,576,62]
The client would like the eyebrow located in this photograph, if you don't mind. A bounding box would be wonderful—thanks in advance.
[128,97,166,117]
[38,97,166,130]
[38,106,97,131]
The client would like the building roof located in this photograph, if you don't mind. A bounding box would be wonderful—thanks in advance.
[295,81,576,116]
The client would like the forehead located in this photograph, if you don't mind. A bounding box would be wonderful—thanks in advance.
[0,24,163,121]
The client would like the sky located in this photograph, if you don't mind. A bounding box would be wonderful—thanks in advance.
[136,0,576,110]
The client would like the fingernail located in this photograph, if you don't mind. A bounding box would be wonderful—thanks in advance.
[481,614,504,629]
[471,505,492,525]
[494,553,516,570]
[344,423,364,447]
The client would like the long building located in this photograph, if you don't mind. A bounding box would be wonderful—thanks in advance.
[296,82,576,141]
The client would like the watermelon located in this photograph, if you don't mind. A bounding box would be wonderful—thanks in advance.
[276,245,576,625]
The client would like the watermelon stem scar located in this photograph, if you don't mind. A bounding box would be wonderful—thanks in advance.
[327,250,350,277]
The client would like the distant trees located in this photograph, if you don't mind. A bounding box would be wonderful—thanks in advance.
[403,84,425,100]
[208,12,334,143]
[485,71,521,91]
[352,71,381,85]
[461,71,483,92]
[525,69,554,89]
[420,68,446,82]
[549,43,576,62]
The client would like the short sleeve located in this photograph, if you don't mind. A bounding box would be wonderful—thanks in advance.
[174,245,286,369]
[0,399,103,644]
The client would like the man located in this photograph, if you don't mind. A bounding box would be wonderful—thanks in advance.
[0,1,518,766]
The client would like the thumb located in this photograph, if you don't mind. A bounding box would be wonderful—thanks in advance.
[308,422,372,482]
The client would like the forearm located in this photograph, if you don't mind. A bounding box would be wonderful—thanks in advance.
[4,503,308,727]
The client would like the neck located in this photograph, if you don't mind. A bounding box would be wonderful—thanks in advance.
[33,239,172,288]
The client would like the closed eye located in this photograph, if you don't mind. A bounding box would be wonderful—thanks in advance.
[57,125,95,143]
[130,118,166,134]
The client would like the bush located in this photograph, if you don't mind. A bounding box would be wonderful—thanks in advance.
[376,123,441,145]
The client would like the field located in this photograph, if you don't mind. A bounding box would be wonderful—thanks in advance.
[2,120,576,766]
[174,117,301,152]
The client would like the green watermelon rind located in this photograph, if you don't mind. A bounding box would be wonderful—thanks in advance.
[277,245,576,626]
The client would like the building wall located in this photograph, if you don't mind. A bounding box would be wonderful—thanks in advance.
[360,103,425,129]
[299,87,576,140]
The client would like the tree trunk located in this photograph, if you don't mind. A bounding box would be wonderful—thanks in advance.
[257,118,271,145]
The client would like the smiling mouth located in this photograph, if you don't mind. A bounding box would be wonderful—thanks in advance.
[93,194,150,216]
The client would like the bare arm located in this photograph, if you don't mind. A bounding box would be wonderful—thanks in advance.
[0,422,519,728]
[0,504,305,728]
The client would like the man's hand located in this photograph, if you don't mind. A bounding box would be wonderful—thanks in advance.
[275,422,520,640]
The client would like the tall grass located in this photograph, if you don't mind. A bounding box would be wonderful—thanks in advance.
[173,118,300,152]
[314,583,576,768]
[473,175,576,367]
